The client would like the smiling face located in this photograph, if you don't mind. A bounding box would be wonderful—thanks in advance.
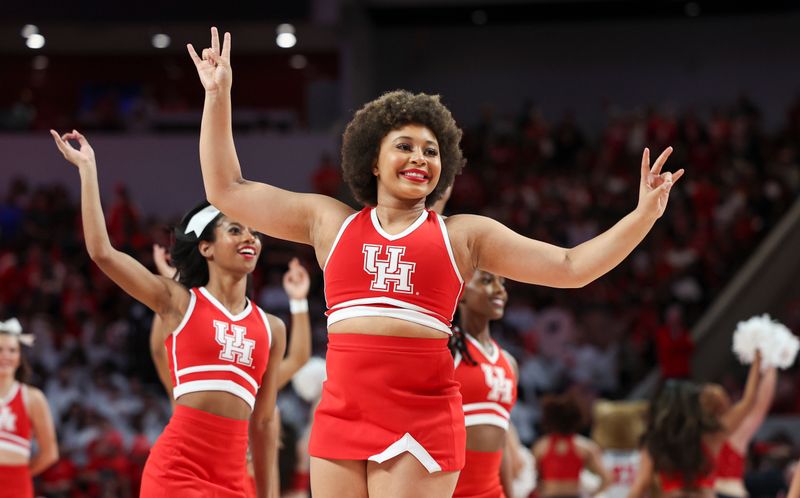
[461,271,507,321]
[373,124,442,205]
[0,333,21,379]
[199,217,263,275]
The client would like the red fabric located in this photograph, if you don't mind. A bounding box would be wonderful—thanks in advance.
[140,405,249,497]
[165,287,272,408]
[716,441,745,480]
[0,382,31,458]
[655,326,694,378]
[539,435,583,481]
[454,333,517,429]
[324,208,464,330]
[309,334,465,472]
[0,465,33,498]
[453,449,505,498]
[658,446,717,492]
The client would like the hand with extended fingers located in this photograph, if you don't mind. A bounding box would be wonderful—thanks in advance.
[187,26,232,94]
[50,129,96,170]
[637,147,684,220]
[282,258,311,300]
[152,244,177,280]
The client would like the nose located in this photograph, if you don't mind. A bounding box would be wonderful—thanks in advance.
[410,147,427,166]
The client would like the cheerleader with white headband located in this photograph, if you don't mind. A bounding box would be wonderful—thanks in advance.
[0,318,58,498]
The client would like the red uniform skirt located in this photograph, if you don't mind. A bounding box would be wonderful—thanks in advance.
[140,404,249,497]
[309,333,465,472]
[453,449,505,498]
[0,465,33,498]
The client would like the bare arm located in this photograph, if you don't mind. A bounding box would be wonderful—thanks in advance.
[456,148,683,288]
[500,432,516,498]
[250,315,287,498]
[51,130,185,316]
[187,28,352,246]
[581,438,612,496]
[728,366,777,451]
[27,387,58,476]
[789,462,800,498]
[277,258,312,388]
[720,353,762,435]
[627,450,653,498]
[149,315,174,401]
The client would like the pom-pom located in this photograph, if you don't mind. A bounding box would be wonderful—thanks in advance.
[291,357,327,403]
[732,314,799,370]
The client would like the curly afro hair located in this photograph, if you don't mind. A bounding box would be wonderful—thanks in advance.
[341,90,465,207]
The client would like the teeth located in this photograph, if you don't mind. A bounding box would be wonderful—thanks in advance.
[239,248,255,255]
[403,171,425,179]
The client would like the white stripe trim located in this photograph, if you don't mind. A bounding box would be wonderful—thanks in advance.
[329,296,446,320]
[463,402,510,419]
[0,431,31,447]
[257,308,273,349]
[327,306,452,335]
[176,365,259,390]
[465,333,500,364]
[464,414,510,430]
[173,380,255,411]
[0,381,20,405]
[322,211,359,271]
[171,291,197,387]
[454,351,462,368]
[199,287,252,322]
[436,214,464,285]
[0,440,30,457]
[368,432,442,473]
[370,208,428,241]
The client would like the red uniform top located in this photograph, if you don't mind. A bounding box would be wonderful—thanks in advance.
[454,332,517,430]
[166,287,272,411]
[539,434,584,481]
[324,208,464,335]
[659,446,717,492]
[0,382,31,459]
[715,441,744,480]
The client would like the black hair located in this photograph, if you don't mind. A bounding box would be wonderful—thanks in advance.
[541,393,584,435]
[170,201,224,289]
[448,325,479,366]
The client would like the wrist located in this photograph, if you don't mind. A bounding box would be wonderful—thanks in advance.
[289,298,308,314]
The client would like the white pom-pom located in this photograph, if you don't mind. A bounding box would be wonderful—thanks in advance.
[291,357,327,403]
[732,314,799,370]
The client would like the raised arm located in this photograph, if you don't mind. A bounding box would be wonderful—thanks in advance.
[250,315,287,498]
[27,387,58,476]
[277,258,312,388]
[458,148,683,288]
[719,352,762,436]
[728,366,776,451]
[51,130,186,316]
[187,28,352,247]
[149,244,177,401]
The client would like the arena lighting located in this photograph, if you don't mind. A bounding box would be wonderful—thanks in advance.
[20,24,38,38]
[289,54,307,69]
[685,2,701,17]
[152,33,171,49]
[276,23,295,35]
[471,9,488,25]
[26,33,45,49]
[276,32,297,49]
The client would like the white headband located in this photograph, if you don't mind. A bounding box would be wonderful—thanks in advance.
[185,205,221,237]
[0,318,35,347]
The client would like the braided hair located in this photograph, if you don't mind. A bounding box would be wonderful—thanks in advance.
[449,325,479,366]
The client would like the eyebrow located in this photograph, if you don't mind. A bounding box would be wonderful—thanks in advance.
[393,136,439,146]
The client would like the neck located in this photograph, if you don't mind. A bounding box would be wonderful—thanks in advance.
[460,309,492,346]
[203,271,250,314]
[0,375,15,395]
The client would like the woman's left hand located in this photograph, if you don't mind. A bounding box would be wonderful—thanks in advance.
[636,146,684,220]
[282,258,310,300]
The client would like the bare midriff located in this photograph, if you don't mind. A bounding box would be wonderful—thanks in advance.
[714,478,747,498]
[465,425,507,452]
[538,480,581,497]
[0,449,27,466]
[176,390,252,421]
[327,316,448,339]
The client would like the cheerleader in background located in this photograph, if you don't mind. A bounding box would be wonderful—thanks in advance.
[589,400,648,498]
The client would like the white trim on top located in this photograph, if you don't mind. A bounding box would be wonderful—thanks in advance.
[257,308,273,349]
[176,364,259,390]
[435,213,464,285]
[0,431,32,447]
[0,440,31,457]
[327,306,452,335]
[329,296,446,319]
[171,290,197,387]
[464,333,499,364]
[370,208,428,241]
[464,413,510,430]
[173,380,255,411]
[454,351,462,368]
[0,381,20,405]
[322,211,359,271]
[462,401,511,419]
[368,432,442,473]
[199,287,252,322]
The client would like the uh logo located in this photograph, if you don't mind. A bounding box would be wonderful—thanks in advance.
[362,244,417,294]
[213,320,256,367]
[0,406,17,432]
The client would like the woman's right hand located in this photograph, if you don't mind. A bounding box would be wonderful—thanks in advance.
[187,27,232,94]
[50,129,95,171]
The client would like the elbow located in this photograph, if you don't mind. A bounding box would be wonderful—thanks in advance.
[87,246,113,265]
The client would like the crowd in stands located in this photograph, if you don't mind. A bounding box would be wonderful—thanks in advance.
[1,94,799,496]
